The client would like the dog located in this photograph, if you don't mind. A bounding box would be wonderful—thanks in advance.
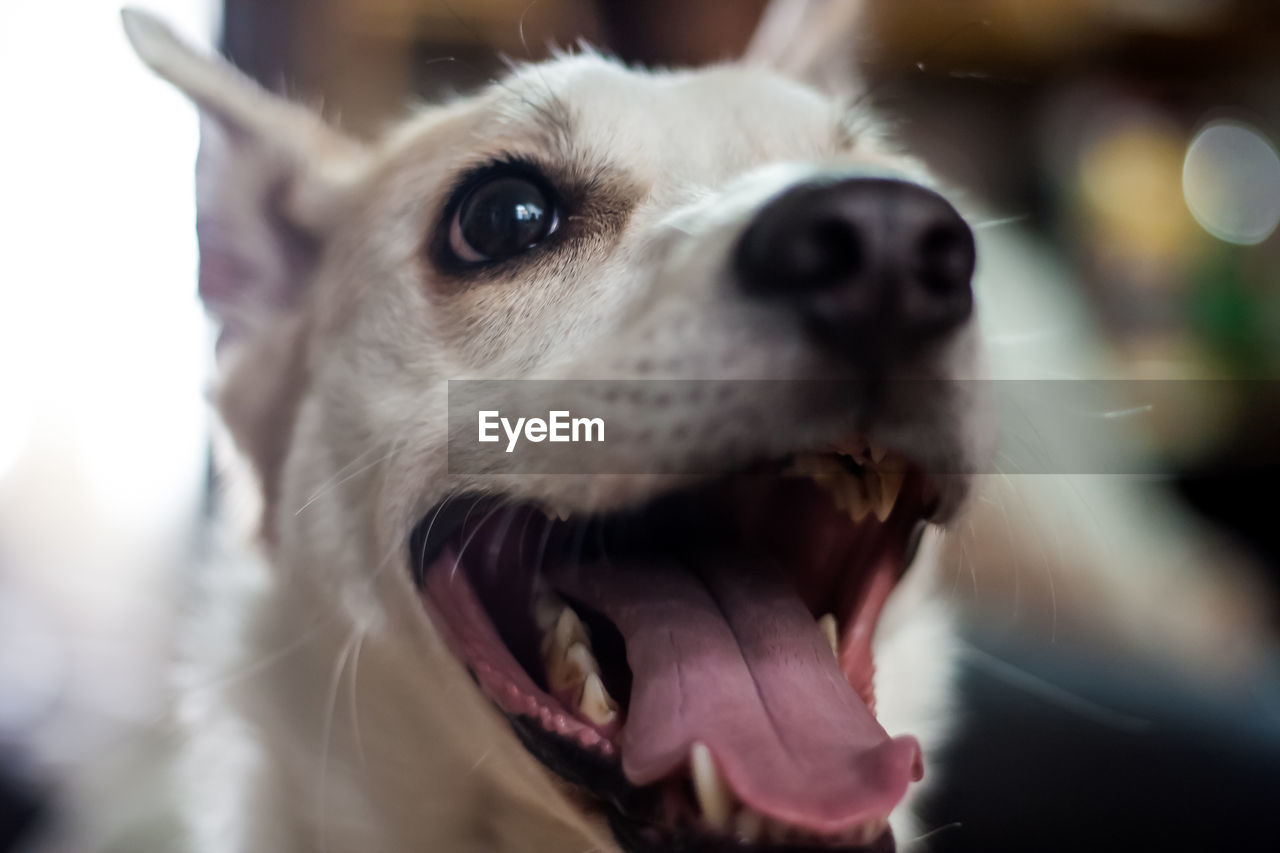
[117,3,1266,851]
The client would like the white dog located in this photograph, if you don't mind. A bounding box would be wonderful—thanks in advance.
[115,3,1264,852]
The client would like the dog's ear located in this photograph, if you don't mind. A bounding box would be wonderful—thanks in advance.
[744,0,868,94]
[121,8,365,348]
[123,9,366,539]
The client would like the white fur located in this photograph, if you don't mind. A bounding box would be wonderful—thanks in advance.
[111,6,1266,852]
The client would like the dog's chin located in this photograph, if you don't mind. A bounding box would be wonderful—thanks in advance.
[409,439,942,853]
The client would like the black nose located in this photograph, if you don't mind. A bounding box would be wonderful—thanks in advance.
[735,177,975,361]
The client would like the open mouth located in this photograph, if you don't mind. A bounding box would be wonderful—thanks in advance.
[410,440,936,853]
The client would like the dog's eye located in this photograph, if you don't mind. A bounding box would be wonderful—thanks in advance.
[447,174,559,264]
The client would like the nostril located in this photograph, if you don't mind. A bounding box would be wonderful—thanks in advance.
[916,224,974,295]
[790,216,862,289]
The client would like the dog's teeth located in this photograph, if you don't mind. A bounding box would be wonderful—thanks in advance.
[876,468,904,521]
[541,607,588,670]
[547,641,599,697]
[551,608,588,653]
[565,641,600,679]
[845,473,871,522]
[840,818,888,845]
[690,743,733,831]
[578,672,619,726]
[792,452,891,523]
[816,614,839,657]
[868,440,887,464]
[734,809,764,844]
[541,505,572,521]
[862,468,884,519]
[543,606,596,694]
[533,589,567,634]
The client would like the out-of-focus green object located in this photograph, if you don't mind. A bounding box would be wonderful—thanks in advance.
[1186,246,1274,376]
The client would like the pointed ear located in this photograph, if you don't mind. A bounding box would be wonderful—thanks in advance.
[121,8,366,348]
[743,0,869,94]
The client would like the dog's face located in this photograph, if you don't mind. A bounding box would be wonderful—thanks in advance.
[127,5,988,851]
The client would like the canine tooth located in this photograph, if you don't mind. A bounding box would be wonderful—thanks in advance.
[534,589,566,633]
[541,504,572,521]
[817,614,839,657]
[547,640,599,695]
[868,440,887,464]
[734,809,763,844]
[549,608,588,654]
[876,469,904,521]
[541,607,590,684]
[866,469,894,522]
[844,474,871,522]
[578,672,619,726]
[565,641,600,678]
[690,743,733,830]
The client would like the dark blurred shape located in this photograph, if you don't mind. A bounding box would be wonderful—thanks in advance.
[1179,465,1280,578]
[594,0,766,65]
[222,0,298,89]
[736,178,975,362]
[925,630,1280,853]
[0,748,44,853]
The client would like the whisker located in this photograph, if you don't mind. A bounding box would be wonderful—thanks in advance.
[295,444,386,516]
[972,213,1029,231]
[912,821,963,844]
[452,502,507,580]
[533,511,556,583]
[178,608,329,697]
[466,747,493,776]
[518,0,539,61]
[484,504,520,580]
[348,628,368,770]
[317,627,362,853]
[995,465,1058,640]
[1090,404,1154,420]
[418,493,460,579]
[959,640,1152,732]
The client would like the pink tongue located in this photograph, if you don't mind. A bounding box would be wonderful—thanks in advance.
[550,553,921,832]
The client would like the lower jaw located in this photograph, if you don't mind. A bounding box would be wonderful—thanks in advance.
[412,457,931,850]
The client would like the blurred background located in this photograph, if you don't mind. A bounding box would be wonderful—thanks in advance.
[0,1,1278,851]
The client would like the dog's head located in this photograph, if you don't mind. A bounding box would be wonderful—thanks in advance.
[126,3,989,850]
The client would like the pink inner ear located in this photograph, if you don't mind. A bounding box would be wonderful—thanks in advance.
[194,119,318,350]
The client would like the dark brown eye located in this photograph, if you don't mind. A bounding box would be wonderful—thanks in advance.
[447,174,558,264]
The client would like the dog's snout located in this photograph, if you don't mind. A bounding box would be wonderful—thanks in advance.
[735,178,975,360]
